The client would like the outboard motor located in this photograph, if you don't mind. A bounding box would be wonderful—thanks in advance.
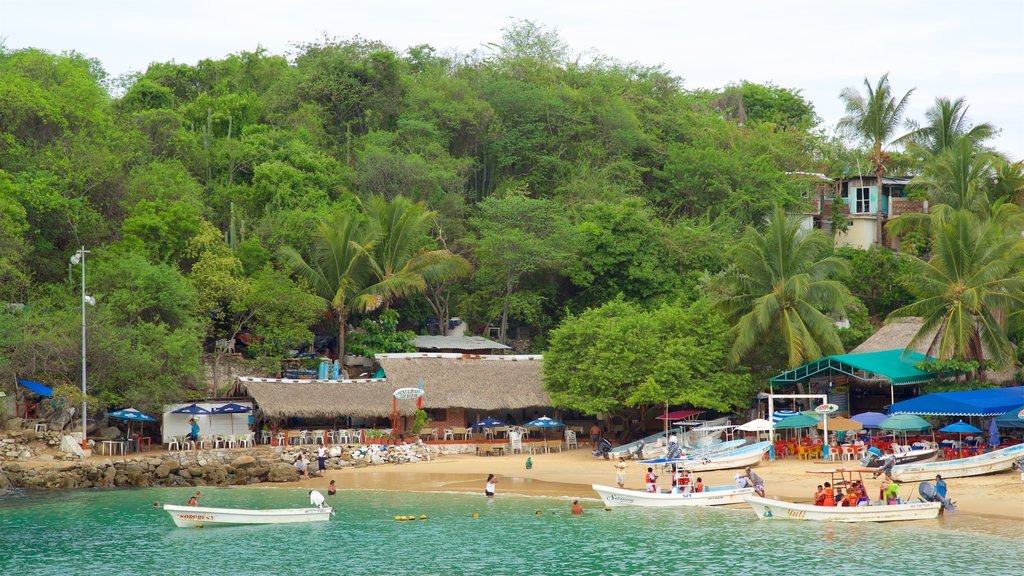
[592,437,613,459]
[918,480,956,511]
[666,441,682,460]
[872,455,895,478]
[632,439,645,460]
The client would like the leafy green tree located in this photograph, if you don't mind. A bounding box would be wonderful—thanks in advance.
[889,210,1024,378]
[346,309,417,357]
[838,74,914,244]
[469,194,575,344]
[834,246,914,318]
[544,298,753,426]
[899,96,996,156]
[715,206,852,369]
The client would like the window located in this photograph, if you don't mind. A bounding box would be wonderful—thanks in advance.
[854,187,871,214]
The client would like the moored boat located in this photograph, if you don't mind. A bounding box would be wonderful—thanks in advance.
[592,483,753,507]
[163,504,333,527]
[743,495,941,523]
[642,441,771,472]
[862,448,939,467]
[890,443,1024,482]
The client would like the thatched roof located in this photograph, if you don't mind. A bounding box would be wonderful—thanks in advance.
[376,353,549,410]
[232,353,550,418]
[852,318,932,355]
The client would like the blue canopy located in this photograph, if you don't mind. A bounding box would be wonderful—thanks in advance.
[108,408,157,422]
[523,416,565,428]
[995,405,1024,429]
[212,403,252,414]
[887,386,1024,417]
[850,411,888,429]
[938,420,982,434]
[770,410,798,423]
[172,403,212,415]
[16,379,53,397]
[473,417,506,428]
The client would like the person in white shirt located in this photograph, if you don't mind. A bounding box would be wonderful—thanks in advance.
[317,444,328,472]
[485,474,497,498]
[309,489,326,508]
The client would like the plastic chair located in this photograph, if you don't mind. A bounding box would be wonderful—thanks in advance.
[443,428,455,441]
[167,437,180,451]
[274,432,286,446]
[565,430,578,449]
[260,430,271,444]
[196,435,211,450]
[509,431,523,454]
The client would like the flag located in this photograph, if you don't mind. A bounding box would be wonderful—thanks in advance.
[416,376,424,409]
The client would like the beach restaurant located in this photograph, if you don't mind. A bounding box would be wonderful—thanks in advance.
[230,353,552,438]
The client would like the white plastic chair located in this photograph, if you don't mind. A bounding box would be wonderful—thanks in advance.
[443,428,454,441]
[509,431,523,454]
[349,429,362,444]
[167,437,180,451]
[196,435,211,450]
[565,430,578,449]
[298,430,309,445]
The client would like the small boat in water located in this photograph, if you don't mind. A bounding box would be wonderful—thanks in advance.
[743,495,941,523]
[890,443,1024,482]
[592,483,753,507]
[163,504,333,527]
[642,441,771,472]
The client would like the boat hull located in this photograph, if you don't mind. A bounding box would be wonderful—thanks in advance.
[865,448,938,467]
[682,442,772,472]
[163,504,332,527]
[592,484,753,507]
[890,443,1024,482]
[743,495,940,523]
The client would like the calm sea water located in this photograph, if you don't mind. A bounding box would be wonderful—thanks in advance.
[1,487,1021,576]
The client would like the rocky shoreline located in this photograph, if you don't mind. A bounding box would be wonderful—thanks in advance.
[0,440,461,490]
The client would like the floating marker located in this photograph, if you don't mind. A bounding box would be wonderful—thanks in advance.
[420,515,427,520]
[472,512,479,518]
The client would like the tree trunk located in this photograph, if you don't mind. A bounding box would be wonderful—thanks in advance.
[874,153,885,247]
[337,311,347,361]
[499,270,513,345]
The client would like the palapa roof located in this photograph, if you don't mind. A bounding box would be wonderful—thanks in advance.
[376,353,549,410]
[232,353,549,418]
[411,335,510,352]
[851,318,931,355]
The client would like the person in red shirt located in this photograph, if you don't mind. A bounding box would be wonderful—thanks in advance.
[814,484,826,506]
[694,477,704,493]
[822,482,836,506]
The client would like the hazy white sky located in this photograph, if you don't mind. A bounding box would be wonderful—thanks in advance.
[5,0,1023,158]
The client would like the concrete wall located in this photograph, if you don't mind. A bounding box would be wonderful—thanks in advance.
[835,217,877,250]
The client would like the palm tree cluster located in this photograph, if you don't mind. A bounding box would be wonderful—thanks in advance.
[281,196,470,359]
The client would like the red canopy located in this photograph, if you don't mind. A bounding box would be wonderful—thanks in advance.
[656,409,704,420]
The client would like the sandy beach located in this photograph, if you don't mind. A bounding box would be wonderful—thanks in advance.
[273,447,1024,529]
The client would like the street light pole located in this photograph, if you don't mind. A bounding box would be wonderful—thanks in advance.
[73,247,91,450]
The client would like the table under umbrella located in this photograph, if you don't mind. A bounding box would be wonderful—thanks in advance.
[880,413,933,446]
[212,403,252,436]
[938,420,982,456]
[524,416,565,452]
[107,408,157,450]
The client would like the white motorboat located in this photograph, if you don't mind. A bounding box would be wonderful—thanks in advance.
[592,483,753,507]
[163,504,333,527]
[642,441,771,472]
[743,495,941,523]
[890,442,1024,482]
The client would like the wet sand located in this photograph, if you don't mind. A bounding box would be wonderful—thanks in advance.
[269,447,1024,536]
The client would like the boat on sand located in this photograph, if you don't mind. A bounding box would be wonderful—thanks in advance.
[890,443,1024,482]
[642,441,771,472]
[592,483,753,507]
[163,504,333,527]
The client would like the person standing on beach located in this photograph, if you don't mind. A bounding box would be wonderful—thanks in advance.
[485,474,497,498]
[317,444,328,473]
[744,467,765,497]
[614,458,628,488]
[590,423,602,446]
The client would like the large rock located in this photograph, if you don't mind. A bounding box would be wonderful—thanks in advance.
[267,463,297,483]
[232,455,256,467]
[154,464,173,479]
[21,430,38,442]
[4,418,23,432]
[96,426,121,440]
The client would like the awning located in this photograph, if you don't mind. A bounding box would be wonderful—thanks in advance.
[655,409,704,421]
[769,349,938,387]
[887,386,1024,417]
[16,379,53,397]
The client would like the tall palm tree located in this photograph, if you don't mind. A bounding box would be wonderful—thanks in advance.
[716,206,852,369]
[838,74,914,244]
[899,96,996,155]
[889,210,1024,377]
[281,213,381,360]
[360,195,471,307]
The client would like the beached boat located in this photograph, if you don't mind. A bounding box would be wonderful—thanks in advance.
[890,442,1024,482]
[592,483,753,507]
[641,441,771,472]
[743,495,941,523]
[861,448,939,468]
[163,504,333,527]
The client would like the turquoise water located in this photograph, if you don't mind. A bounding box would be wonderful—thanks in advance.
[1,487,1022,575]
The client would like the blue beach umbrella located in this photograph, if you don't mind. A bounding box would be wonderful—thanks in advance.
[938,420,983,450]
[473,417,506,428]
[850,412,888,429]
[172,403,212,415]
[995,405,1024,429]
[988,418,1000,448]
[524,416,565,444]
[213,403,252,436]
[107,408,157,440]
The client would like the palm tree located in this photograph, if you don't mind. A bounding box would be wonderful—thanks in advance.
[281,213,381,360]
[838,74,915,245]
[716,206,852,369]
[889,210,1024,377]
[900,96,996,155]
[360,195,471,307]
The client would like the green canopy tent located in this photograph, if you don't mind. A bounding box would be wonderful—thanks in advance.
[880,413,934,446]
[774,413,821,442]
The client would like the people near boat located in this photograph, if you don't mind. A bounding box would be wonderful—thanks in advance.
[571,500,584,515]
[834,489,846,506]
[317,444,328,473]
[844,488,860,508]
[814,485,825,506]
[822,482,835,506]
[694,477,704,492]
[153,501,160,508]
[852,481,869,506]
[485,474,497,498]
[881,475,900,505]
[744,467,765,497]
[934,475,947,499]
[309,489,326,509]
[734,473,750,489]
[295,455,310,480]
[590,423,602,446]
[671,465,688,494]
[188,418,199,443]
[614,458,628,489]
[327,479,337,496]
[645,467,658,493]
[187,496,198,506]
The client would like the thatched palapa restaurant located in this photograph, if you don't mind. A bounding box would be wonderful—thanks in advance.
[231,353,550,435]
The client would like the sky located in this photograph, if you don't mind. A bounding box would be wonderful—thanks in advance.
[5,0,1023,159]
